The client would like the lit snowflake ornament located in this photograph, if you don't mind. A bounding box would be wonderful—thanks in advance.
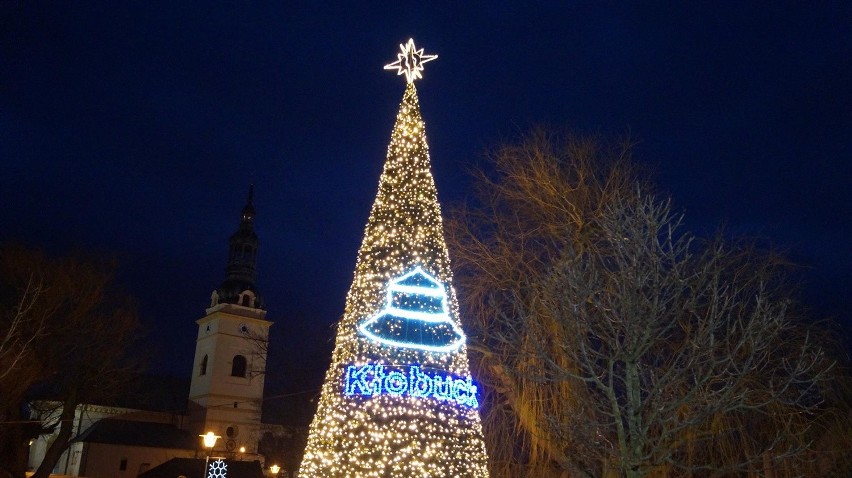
[207,459,227,478]
[384,38,437,83]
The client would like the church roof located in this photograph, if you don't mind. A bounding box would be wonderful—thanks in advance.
[73,419,197,449]
[115,374,190,412]
[27,374,189,413]
[139,458,264,478]
[215,184,264,309]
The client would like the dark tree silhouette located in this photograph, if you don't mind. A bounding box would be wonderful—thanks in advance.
[0,244,142,478]
[448,129,844,477]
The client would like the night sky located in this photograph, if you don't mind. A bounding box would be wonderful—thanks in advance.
[2,2,850,416]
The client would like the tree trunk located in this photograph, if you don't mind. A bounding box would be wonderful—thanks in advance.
[0,409,31,478]
[32,388,78,478]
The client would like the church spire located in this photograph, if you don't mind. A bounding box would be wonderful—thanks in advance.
[214,185,262,309]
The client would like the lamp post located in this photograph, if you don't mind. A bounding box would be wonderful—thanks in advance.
[269,464,280,477]
[200,432,220,478]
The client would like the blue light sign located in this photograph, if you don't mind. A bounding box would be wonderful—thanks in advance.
[344,364,479,408]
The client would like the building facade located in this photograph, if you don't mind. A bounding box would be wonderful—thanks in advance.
[27,187,273,476]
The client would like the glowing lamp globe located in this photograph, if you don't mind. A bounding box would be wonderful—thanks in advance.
[200,432,220,449]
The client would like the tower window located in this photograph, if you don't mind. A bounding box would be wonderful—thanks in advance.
[119,458,127,471]
[200,355,208,376]
[239,290,256,308]
[231,355,247,377]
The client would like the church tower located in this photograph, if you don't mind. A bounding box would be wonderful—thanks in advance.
[188,185,271,456]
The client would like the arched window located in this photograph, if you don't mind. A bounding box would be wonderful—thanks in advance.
[231,355,247,377]
[200,355,208,376]
[239,290,256,308]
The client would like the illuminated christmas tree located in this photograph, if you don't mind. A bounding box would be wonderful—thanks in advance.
[298,39,489,478]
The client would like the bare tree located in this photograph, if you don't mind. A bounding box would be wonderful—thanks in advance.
[1,274,47,382]
[448,129,840,477]
[0,246,65,390]
[243,328,270,380]
[0,244,142,478]
[0,245,63,478]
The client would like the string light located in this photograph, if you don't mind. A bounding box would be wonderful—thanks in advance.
[358,266,466,352]
[384,38,437,84]
[344,364,479,408]
[299,41,489,478]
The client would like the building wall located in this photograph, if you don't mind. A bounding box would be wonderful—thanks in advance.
[27,404,183,476]
[188,303,271,455]
[79,443,195,478]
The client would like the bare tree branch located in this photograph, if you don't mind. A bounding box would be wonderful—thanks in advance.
[448,128,844,477]
[0,244,143,478]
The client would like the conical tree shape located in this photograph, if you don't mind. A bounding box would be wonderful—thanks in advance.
[299,82,489,477]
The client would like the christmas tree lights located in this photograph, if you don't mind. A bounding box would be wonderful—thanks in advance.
[298,40,489,478]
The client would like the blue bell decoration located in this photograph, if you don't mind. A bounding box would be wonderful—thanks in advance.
[359,266,466,352]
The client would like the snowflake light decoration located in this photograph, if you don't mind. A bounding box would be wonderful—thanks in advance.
[207,459,227,478]
[384,38,437,83]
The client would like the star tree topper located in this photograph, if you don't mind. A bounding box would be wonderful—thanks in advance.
[384,38,437,83]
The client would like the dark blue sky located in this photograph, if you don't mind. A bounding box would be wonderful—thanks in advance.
[1,2,850,407]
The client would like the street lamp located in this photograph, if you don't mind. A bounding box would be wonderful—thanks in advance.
[199,432,220,478]
[269,464,280,477]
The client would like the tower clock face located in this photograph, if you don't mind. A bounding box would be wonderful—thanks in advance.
[239,323,249,335]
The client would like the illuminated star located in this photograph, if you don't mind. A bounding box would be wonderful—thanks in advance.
[384,38,437,83]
